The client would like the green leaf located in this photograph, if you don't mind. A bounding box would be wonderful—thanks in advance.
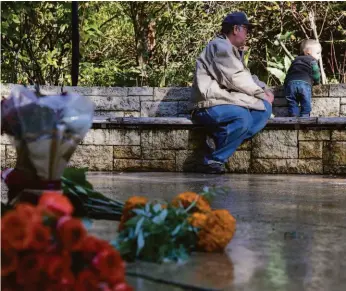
[116,199,198,263]
[75,185,88,194]
[63,168,93,189]
[132,209,147,216]
[12,15,20,24]
[200,186,229,202]
[284,55,292,72]
[279,31,293,41]
[267,67,286,84]
[135,217,145,236]
[171,225,181,236]
[152,209,168,224]
[184,200,197,213]
[153,203,161,213]
[267,61,284,69]
[61,167,124,220]
[159,208,168,220]
[243,47,251,67]
[137,230,145,255]
[145,202,150,213]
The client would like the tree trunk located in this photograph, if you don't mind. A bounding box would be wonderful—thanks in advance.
[71,1,79,86]
[128,2,158,86]
[308,10,327,84]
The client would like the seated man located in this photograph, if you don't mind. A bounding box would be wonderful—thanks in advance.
[190,12,274,174]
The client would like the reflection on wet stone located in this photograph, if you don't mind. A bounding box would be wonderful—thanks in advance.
[126,253,233,290]
[69,174,346,290]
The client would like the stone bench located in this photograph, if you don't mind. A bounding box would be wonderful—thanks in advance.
[92,116,346,128]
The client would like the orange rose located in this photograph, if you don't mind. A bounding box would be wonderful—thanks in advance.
[74,269,100,291]
[197,210,236,252]
[188,212,208,228]
[118,196,148,231]
[1,249,18,276]
[16,254,44,286]
[31,224,51,250]
[92,249,125,283]
[171,192,211,213]
[1,211,33,250]
[39,191,74,217]
[57,216,87,251]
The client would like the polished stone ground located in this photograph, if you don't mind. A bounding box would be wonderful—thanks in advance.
[86,173,346,291]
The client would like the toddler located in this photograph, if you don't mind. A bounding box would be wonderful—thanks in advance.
[284,39,321,117]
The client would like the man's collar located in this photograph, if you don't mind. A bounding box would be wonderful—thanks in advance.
[216,34,242,60]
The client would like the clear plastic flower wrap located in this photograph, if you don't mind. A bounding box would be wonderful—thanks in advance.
[1,85,124,220]
[1,86,94,181]
[1,85,94,181]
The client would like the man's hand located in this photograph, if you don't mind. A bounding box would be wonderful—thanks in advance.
[264,89,274,104]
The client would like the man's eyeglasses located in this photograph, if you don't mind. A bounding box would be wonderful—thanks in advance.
[238,25,251,33]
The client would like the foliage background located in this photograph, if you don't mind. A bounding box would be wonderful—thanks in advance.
[1,1,345,87]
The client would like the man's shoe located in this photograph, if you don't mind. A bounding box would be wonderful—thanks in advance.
[203,162,226,174]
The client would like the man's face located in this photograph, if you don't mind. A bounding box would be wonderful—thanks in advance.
[234,25,249,47]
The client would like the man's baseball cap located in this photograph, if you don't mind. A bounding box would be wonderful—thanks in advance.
[222,12,253,29]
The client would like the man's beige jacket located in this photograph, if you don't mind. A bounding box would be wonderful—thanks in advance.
[191,34,267,111]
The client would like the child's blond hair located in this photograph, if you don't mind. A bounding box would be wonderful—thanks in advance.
[300,39,322,55]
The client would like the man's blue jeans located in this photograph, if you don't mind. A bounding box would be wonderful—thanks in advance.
[192,101,272,164]
[284,80,312,117]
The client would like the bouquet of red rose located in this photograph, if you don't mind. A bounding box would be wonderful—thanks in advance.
[1,191,132,291]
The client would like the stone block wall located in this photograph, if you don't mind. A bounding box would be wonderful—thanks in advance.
[96,128,346,174]
[1,83,346,118]
[2,127,344,174]
[228,129,346,174]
